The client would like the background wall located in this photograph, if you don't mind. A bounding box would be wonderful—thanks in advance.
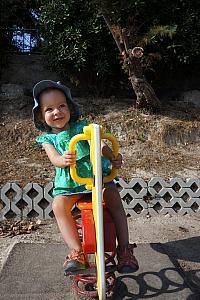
[0,54,60,90]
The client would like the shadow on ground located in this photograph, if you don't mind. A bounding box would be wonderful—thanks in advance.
[113,267,199,299]
[149,237,200,298]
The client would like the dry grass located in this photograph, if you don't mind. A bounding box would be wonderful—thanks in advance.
[1,96,200,185]
[81,98,200,180]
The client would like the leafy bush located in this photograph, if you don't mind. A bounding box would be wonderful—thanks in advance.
[2,1,200,92]
[39,0,200,91]
[39,0,120,91]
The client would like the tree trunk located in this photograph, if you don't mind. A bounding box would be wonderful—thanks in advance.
[102,14,161,109]
[128,56,161,108]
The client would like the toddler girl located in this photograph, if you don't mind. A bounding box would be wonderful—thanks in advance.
[32,80,139,274]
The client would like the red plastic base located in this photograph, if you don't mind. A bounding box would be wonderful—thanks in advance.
[79,204,116,254]
[81,209,96,253]
[72,200,117,298]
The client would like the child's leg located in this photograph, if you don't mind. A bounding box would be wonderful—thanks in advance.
[103,185,139,273]
[52,194,83,251]
[103,185,129,247]
[53,194,90,273]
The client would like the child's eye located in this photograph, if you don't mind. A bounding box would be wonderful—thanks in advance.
[46,108,53,112]
[59,104,66,108]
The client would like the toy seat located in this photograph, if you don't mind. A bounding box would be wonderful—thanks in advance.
[77,198,116,254]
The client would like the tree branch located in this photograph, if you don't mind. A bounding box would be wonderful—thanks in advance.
[121,28,130,53]
[102,13,123,53]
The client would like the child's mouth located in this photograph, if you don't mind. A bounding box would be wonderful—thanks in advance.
[54,117,63,121]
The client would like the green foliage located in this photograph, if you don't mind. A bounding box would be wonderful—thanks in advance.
[148,25,177,41]
[148,0,200,69]
[39,0,200,87]
[1,0,200,88]
[96,0,200,71]
[39,0,119,86]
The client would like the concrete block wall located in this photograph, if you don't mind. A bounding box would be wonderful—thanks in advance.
[0,177,200,220]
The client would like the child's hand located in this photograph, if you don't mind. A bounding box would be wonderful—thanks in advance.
[61,150,76,167]
[110,153,123,169]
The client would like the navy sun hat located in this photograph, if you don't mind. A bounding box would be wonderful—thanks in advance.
[32,80,81,131]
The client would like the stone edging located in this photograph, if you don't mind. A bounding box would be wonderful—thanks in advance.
[0,177,200,220]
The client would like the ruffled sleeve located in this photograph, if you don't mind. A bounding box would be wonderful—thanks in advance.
[55,119,90,159]
[36,134,55,145]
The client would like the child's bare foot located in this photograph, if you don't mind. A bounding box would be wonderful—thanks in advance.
[63,249,89,275]
[117,243,139,274]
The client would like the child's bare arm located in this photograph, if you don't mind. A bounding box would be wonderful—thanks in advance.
[42,143,76,168]
[101,140,114,161]
[101,140,122,169]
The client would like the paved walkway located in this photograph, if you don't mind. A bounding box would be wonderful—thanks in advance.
[0,242,199,299]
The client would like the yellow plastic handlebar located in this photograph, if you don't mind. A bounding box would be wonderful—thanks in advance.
[68,124,119,188]
[101,133,119,183]
[68,132,93,189]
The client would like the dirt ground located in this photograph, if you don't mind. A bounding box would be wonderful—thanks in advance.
[1,95,200,186]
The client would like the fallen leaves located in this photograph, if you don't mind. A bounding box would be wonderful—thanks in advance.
[0,219,46,238]
[178,226,189,233]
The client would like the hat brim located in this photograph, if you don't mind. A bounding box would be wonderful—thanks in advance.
[32,80,81,131]
[33,80,74,103]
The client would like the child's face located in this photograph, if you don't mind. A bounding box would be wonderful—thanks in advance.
[39,89,70,133]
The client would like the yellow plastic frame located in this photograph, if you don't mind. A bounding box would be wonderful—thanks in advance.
[68,123,119,300]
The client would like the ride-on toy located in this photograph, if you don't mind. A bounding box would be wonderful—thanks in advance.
[67,123,119,299]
